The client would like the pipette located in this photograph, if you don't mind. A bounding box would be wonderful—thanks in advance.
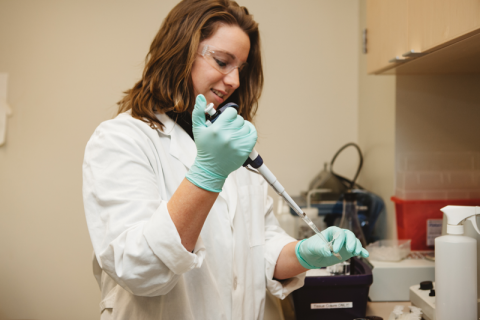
[205,102,342,260]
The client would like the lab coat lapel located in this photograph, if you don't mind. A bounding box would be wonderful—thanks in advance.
[222,171,237,227]
[156,112,196,170]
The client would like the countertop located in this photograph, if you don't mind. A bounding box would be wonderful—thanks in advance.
[367,301,411,319]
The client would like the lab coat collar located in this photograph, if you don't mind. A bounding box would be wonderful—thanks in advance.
[155,112,176,135]
[155,112,197,170]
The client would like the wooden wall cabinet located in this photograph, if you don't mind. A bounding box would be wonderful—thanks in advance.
[367,0,480,74]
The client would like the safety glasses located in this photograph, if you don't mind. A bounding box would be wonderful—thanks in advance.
[198,44,248,75]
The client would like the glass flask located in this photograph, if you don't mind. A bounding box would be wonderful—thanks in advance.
[339,192,367,247]
[327,191,366,275]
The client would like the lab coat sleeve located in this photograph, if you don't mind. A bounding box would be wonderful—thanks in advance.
[83,118,205,297]
[262,180,306,299]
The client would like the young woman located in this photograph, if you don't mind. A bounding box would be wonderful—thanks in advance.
[83,1,368,319]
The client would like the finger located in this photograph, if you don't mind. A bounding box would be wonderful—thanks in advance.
[244,122,258,148]
[345,230,357,253]
[233,120,257,140]
[313,242,332,257]
[323,226,340,241]
[332,229,345,253]
[360,248,369,258]
[215,106,238,125]
[230,114,245,129]
[192,94,207,128]
[354,239,363,256]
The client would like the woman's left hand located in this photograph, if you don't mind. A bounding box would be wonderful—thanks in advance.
[295,226,369,269]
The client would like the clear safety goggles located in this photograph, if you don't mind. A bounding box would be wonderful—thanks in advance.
[198,44,248,75]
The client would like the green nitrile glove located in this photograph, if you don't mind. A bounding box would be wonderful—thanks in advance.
[295,226,369,269]
[185,94,257,192]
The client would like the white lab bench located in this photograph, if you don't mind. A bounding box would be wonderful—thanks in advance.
[368,258,435,302]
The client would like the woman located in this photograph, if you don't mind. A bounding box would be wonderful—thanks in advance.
[83,0,368,319]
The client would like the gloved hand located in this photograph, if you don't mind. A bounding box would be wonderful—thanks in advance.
[295,226,369,269]
[186,94,257,192]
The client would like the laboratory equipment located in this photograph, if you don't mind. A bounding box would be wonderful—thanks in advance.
[206,102,341,259]
[366,239,411,261]
[395,152,480,201]
[410,211,480,318]
[306,143,363,202]
[435,205,480,320]
[244,148,335,253]
[188,96,257,193]
[339,191,367,246]
[327,191,366,275]
[298,143,385,244]
[327,261,351,275]
[298,189,330,239]
[393,152,480,250]
[368,256,434,302]
[391,196,480,250]
[291,257,373,320]
[409,282,436,320]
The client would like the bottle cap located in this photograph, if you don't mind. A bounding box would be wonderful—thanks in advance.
[419,281,433,290]
[446,224,464,235]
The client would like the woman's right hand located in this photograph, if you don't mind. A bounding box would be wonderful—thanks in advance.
[185,94,257,192]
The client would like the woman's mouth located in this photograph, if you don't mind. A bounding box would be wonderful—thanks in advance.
[211,88,226,99]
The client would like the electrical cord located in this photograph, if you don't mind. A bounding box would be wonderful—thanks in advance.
[330,142,364,190]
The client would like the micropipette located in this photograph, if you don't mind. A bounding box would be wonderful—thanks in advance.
[205,102,342,260]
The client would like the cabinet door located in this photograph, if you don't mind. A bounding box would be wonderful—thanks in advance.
[409,0,480,53]
[367,0,409,74]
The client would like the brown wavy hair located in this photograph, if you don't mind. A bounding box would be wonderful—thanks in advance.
[117,0,263,130]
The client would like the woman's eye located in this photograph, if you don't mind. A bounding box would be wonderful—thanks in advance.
[214,58,227,68]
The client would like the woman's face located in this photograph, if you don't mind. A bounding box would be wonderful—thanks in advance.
[191,24,250,109]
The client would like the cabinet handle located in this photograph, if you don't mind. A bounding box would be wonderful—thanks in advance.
[402,50,425,58]
[388,56,406,63]
[363,29,368,54]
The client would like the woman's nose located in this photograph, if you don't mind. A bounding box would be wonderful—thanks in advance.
[223,68,240,90]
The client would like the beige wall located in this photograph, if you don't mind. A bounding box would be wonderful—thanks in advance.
[396,75,480,156]
[357,0,396,240]
[250,0,361,198]
[0,1,361,319]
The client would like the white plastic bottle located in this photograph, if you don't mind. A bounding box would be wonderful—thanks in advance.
[435,206,480,320]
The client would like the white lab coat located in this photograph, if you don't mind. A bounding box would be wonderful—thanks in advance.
[83,111,305,320]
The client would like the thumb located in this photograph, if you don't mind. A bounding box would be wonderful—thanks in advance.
[214,106,238,126]
[192,94,207,128]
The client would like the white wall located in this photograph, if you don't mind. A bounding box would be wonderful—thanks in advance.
[357,0,396,240]
[0,1,360,319]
